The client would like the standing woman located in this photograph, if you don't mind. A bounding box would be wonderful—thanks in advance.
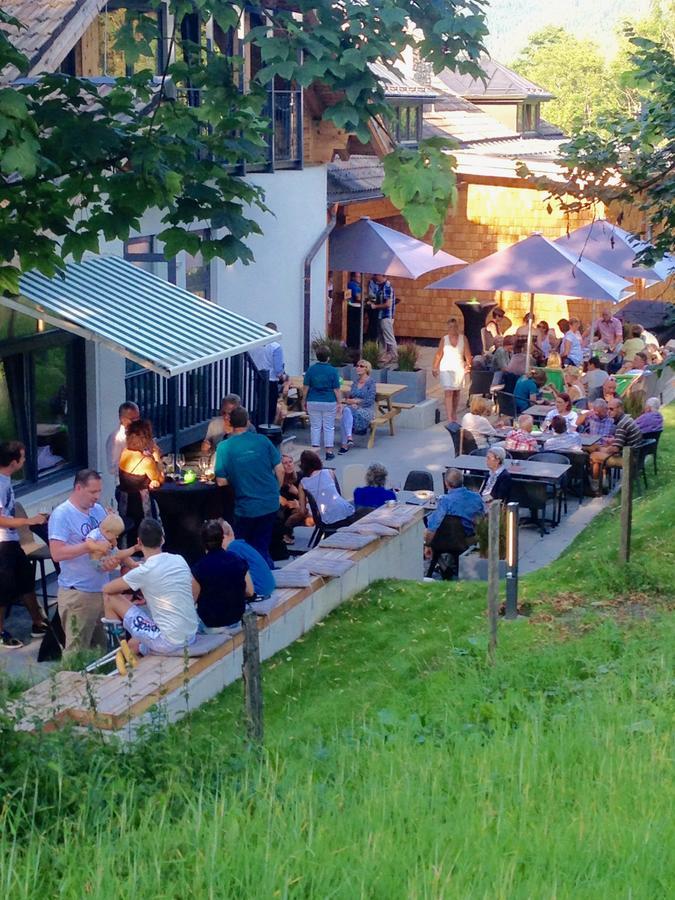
[303,345,341,461]
[561,317,584,366]
[118,419,164,546]
[432,317,472,424]
[339,359,376,453]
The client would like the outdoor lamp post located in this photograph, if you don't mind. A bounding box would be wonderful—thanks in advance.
[505,502,520,619]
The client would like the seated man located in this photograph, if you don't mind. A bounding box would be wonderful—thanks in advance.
[635,397,664,435]
[504,414,538,453]
[589,399,643,495]
[619,351,649,376]
[576,398,616,450]
[424,469,484,573]
[102,518,198,656]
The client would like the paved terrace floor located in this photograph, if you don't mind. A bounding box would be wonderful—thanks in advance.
[2,355,672,683]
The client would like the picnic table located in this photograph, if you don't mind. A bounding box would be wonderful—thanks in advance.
[288,376,409,447]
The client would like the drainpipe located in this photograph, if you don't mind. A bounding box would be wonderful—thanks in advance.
[302,206,337,369]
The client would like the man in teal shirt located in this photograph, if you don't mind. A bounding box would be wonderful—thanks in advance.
[215,407,283,567]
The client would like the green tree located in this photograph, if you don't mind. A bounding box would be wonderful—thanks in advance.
[0,1,490,294]
[517,34,675,266]
[512,26,615,133]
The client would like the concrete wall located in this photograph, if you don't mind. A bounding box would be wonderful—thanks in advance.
[211,166,329,374]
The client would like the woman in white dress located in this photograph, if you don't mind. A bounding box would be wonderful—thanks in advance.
[432,317,473,423]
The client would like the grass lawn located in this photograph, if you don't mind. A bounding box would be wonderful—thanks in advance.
[1,408,674,898]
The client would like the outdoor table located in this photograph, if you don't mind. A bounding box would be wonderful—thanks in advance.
[523,403,556,423]
[396,489,437,510]
[494,427,598,448]
[153,480,234,564]
[452,455,571,530]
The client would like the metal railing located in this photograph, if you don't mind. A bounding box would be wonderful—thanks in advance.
[125,352,271,453]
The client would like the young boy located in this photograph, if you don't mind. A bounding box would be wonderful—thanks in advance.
[0,441,49,648]
[86,512,139,570]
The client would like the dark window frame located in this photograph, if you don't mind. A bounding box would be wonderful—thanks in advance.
[0,330,88,492]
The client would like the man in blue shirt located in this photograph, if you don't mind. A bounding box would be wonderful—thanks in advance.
[424,469,484,567]
[248,322,286,424]
[221,519,276,599]
[215,407,283,567]
[368,274,398,361]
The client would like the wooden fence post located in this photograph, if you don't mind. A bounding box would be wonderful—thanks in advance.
[242,611,264,744]
[619,445,634,564]
[487,501,500,664]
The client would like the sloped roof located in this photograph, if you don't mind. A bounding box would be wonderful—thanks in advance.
[423,89,516,144]
[328,155,386,203]
[0,0,106,82]
[435,57,553,102]
[369,61,438,100]
[460,134,563,160]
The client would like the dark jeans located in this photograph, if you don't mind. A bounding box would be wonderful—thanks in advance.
[234,511,277,568]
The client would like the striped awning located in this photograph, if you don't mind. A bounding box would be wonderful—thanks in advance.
[7,256,278,377]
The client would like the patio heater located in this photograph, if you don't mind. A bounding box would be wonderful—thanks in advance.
[455,299,496,357]
[504,502,520,619]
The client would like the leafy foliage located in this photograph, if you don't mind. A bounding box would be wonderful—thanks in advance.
[0,1,490,293]
[512,26,617,134]
[517,34,675,266]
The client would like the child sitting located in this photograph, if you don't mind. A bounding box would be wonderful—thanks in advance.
[87,513,138,570]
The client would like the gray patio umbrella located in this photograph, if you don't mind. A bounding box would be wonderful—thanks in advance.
[554,219,675,346]
[427,232,634,370]
[329,217,466,353]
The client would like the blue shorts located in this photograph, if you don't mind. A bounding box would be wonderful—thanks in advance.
[122,606,195,656]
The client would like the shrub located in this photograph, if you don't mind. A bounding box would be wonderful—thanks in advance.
[474,507,507,559]
[395,342,420,372]
[361,340,383,370]
[310,334,349,367]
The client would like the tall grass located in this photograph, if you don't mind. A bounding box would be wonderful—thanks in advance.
[0,408,673,898]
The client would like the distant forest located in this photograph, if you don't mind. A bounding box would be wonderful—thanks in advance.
[484,0,652,61]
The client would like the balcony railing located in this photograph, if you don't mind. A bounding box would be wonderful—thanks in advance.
[125,352,271,454]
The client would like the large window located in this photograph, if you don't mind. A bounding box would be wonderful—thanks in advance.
[124,235,176,284]
[0,312,87,487]
[391,104,421,145]
[98,2,164,77]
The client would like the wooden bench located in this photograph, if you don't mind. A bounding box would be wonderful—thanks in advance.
[12,505,426,739]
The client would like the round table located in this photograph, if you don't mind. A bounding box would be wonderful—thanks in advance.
[153,481,234,564]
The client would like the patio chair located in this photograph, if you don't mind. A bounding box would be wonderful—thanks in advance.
[641,430,662,475]
[509,479,551,536]
[603,440,654,492]
[528,451,570,521]
[15,502,56,616]
[403,470,434,492]
[341,464,367,502]
[426,514,474,580]
[303,488,344,549]
[468,369,494,397]
[445,422,461,455]
[491,390,518,421]
[459,428,478,455]
[557,451,588,502]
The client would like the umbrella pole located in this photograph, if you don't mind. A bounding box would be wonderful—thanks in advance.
[359,273,366,358]
[590,299,597,357]
[524,293,535,372]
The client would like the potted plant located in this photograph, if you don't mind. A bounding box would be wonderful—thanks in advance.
[311,334,351,377]
[361,340,387,383]
[391,341,426,403]
[458,508,508,581]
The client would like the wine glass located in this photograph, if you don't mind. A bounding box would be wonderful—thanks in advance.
[176,453,185,474]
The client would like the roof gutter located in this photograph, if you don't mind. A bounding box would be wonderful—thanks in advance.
[302,207,337,369]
